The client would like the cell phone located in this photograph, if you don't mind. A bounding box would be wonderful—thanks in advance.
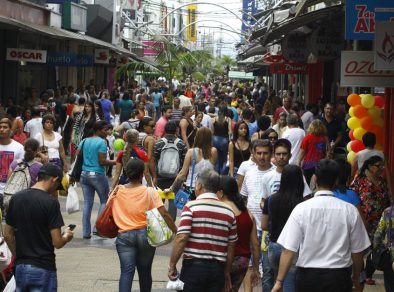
[68,224,76,231]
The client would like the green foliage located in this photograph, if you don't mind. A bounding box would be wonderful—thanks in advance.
[115,60,161,81]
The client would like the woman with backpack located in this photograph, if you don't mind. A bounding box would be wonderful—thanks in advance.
[5,138,42,209]
[112,129,149,189]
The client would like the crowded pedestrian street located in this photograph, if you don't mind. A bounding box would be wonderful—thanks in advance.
[0,0,394,292]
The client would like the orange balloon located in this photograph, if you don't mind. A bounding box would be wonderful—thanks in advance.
[353,105,368,119]
[347,94,361,106]
[360,116,374,131]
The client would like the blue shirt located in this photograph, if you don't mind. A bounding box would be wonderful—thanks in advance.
[333,189,361,207]
[100,99,112,123]
[79,137,108,174]
[152,92,162,107]
[228,107,239,122]
[248,122,258,139]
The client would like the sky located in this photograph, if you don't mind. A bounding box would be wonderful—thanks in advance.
[190,0,243,57]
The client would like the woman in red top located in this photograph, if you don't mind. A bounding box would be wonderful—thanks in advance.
[218,175,260,292]
[297,119,328,185]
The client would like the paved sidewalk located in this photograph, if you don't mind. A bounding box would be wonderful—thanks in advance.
[56,185,386,292]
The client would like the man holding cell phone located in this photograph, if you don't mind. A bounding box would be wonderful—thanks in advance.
[4,163,75,291]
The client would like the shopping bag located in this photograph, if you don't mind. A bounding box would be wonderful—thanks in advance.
[66,186,80,214]
[3,275,15,292]
[96,187,119,238]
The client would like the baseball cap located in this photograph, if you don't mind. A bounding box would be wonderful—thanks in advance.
[38,164,64,190]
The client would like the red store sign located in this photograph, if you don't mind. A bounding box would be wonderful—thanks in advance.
[6,48,47,63]
[270,63,309,74]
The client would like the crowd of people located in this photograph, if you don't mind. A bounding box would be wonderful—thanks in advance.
[0,76,393,292]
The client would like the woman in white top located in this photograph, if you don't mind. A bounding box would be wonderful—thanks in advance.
[35,114,68,173]
[166,127,217,198]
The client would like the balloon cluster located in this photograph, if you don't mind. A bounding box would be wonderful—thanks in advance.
[346,94,385,163]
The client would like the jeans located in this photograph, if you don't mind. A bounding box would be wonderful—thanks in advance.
[80,171,109,237]
[383,265,394,292]
[262,250,274,292]
[213,135,229,174]
[116,229,156,292]
[268,242,296,292]
[180,259,225,292]
[15,264,57,292]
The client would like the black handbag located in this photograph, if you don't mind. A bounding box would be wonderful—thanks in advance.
[69,139,86,182]
[371,206,393,271]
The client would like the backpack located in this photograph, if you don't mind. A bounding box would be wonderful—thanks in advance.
[4,160,31,196]
[157,138,181,178]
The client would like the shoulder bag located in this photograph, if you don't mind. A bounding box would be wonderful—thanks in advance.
[39,134,48,156]
[146,187,173,247]
[175,148,196,210]
[372,206,393,271]
[96,186,120,238]
[0,218,11,272]
[69,139,86,182]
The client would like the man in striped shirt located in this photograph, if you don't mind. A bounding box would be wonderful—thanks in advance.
[168,170,238,291]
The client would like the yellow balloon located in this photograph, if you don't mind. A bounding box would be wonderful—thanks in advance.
[360,94,375,109]
[347,151,356,164]
[375,118,384,127]
[346,142,352,153]
[368,107,381,120]
[349,107,355,117]
[354,127,367,141]
[347,117,361,130]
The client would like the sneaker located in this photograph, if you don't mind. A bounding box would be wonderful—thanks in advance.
[83,235,91,239]
[365,278,375,285]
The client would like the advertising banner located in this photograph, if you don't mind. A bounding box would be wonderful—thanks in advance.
[242,0,257,33]
[340,51,394,87]
[346,0,394,40]
[143,40,164,56]
[375,22,394,70]
[6,48,47,63]
[186,4,197,42]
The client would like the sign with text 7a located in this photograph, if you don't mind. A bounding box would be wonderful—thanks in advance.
[346,0,394,40]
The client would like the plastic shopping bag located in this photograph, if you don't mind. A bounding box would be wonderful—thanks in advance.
[66,186,80,214]
[3,275,16,292]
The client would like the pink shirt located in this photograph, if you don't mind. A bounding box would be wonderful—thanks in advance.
[154,117,168,138]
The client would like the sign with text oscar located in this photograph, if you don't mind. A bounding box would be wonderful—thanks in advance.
[346,0,394,40]
[340,51,394,87]
[374,22,394,70]
[270,63,309,75]
[6,48,47,63]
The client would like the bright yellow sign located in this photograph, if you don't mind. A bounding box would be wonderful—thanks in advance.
[186,4,197,42]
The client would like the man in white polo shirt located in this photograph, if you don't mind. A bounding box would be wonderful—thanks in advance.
[240,139,275,291]
[272,159,370,292]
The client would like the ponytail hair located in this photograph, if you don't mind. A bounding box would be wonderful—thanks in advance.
[219,175,246,211]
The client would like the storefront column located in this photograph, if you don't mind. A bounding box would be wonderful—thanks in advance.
[384,88,394,199]
[307,62,323,104]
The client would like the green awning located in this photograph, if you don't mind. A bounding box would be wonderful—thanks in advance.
[228,71,255,80]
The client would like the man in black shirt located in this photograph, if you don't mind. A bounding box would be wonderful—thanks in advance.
[4,163,74,291]
[320,102,343,148]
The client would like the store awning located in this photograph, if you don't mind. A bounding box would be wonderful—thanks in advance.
[250,4,344,44]
[0,16,136,57]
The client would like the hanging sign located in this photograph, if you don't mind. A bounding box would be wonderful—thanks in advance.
[6,48,47,63]
[340,51,394,87]
[95,49,109,64]
[310,24,343,61]
[282,31,310,62]
[346,0,394,40]
[374,22,394,70]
